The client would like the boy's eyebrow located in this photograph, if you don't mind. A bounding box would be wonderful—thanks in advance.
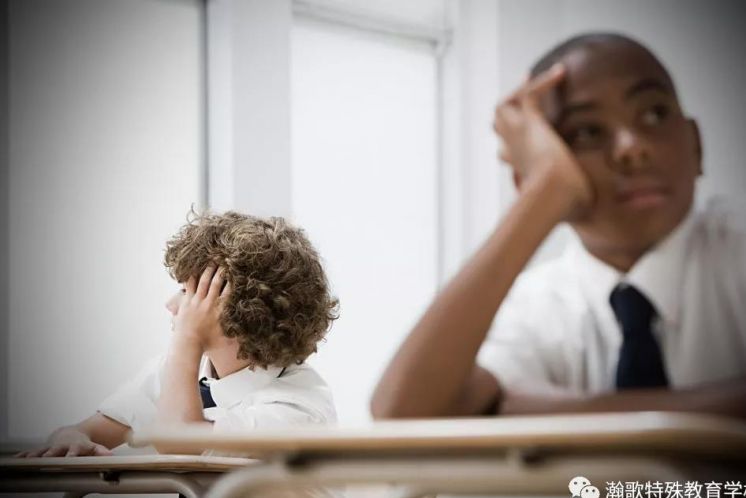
[624,78,671,99]
[555,77,672,125]
[557,101,598,125]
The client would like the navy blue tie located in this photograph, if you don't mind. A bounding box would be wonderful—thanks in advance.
[199,377,216,408]
[610,284,669,389]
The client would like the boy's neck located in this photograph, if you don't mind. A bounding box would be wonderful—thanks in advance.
[583,244,646,273]
[205,338,252,379]
[578,206,694,273]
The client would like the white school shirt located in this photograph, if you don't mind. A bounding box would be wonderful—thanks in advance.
[477,198,746,395]
[99,355,337,433]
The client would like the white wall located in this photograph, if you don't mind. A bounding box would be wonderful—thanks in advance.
[443,0,502,266]
[6,0,204,439]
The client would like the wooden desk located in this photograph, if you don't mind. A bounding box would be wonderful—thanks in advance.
[130,412,746,498]
[0,454,254,497]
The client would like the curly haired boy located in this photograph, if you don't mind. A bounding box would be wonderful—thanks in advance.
[19,211,339,456]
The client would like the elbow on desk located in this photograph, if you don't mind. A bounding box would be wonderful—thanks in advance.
[153,443,202,455]
[370,392,406,420]
[370,392,443,420]
[369,395,393,420]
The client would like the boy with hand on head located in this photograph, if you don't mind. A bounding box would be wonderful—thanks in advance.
[19,211,339,457]
[372,33,746,419]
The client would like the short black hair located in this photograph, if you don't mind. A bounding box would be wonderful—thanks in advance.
[529,32,675,93]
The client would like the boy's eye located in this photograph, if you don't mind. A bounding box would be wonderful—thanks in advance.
[180,288,186,294]
[640,104,669,126]
[565,124,605,148]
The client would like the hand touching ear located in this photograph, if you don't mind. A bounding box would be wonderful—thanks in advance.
[172,265,230,350]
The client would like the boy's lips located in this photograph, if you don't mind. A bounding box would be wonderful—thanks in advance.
[616,184,670,209]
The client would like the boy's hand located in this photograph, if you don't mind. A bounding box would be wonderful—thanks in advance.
[14,427,112,458]
[494,64,594,219]
[172,265,230,351]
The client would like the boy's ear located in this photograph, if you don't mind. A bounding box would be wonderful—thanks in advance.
[687,118,703,176]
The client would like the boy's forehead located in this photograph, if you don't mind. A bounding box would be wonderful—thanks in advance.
[564,42,672,90]
[540,42,676,121]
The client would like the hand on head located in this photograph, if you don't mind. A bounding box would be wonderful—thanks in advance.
[494,63,595,220]
[171,265,231,351]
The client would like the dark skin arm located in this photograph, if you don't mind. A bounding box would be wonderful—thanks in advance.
[371,65,593,418]
[501,377,746,418]
[370,181,579,418]
[371,64,746,421]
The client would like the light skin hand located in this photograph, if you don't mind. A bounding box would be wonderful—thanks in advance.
[156,265,231,452]
[172,265,229,351]
[14,413,128,458]
[494,64,595,220]
[17,269,231,458]
[15,428,112,458]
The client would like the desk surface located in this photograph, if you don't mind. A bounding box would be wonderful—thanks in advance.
[0,454,254,473]
[129,411,746,459]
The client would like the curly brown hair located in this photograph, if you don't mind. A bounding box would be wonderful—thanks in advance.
[164,210,339,369]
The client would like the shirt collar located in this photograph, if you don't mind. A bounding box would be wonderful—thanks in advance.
[569,233,622,326]
[571,209,695,328]
[625,210,695,328]
[200,357,285,409]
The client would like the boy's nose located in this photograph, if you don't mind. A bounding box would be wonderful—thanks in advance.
[611,128,651,173]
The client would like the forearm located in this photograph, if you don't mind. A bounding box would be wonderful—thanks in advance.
[371,179,570,418]
[157,340,208,427]
[501,377,746,419]
[71,413,129,449]
[155,341,209,454]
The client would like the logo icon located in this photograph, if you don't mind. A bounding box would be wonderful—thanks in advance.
[569,476,599,498]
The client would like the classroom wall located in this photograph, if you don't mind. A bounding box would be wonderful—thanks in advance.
[2,0,745,440]
[5,0,204,439]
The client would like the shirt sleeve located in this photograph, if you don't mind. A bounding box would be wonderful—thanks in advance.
[209,379,336,431]
[208,399,325,432]
[476,273,569,395]
[207,365,337,433]
[98,355,163,432]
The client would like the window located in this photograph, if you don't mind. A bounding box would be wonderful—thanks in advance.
[291,19,438,422]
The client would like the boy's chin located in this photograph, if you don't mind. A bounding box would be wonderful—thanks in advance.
[575,215,683,256]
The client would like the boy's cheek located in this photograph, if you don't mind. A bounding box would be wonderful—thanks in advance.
[577,160,620,213]
[574,154,608,185]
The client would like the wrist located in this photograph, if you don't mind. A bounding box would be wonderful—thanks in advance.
[521,156,591,219]
[520,173,578,221]
[168,334,204,363]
